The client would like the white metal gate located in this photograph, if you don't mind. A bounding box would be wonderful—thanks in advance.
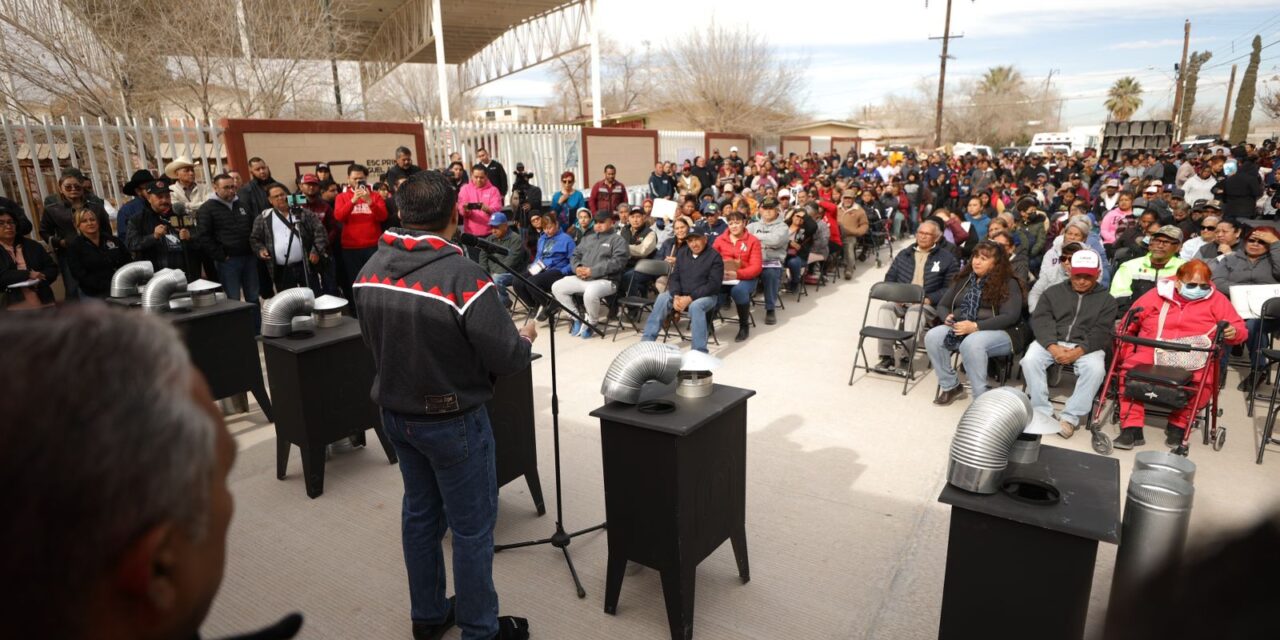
[658,130,704,165]
[0,113,225,218]
[420,118,581,198]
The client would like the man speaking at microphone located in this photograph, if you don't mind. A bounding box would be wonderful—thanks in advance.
[354,170,536,640]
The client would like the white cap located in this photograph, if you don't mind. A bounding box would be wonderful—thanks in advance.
[778,188,792,200]
[729,146,739,153]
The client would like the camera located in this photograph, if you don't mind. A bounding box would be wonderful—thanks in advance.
[286,193,308,207]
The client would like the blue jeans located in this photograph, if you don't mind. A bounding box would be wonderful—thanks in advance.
[925,325,1012,398]
[760,267,782,311]
[491,273,514,307]
[217,255,261,330]
[1021,343,1106,426]
[724,279,757,305]
[785,256,805,289]
[642,291,718,352]
[380,406,499,640]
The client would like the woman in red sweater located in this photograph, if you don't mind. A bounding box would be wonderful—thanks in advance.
[714,210,764,342]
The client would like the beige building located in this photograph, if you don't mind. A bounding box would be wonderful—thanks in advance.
[472,104,548,124]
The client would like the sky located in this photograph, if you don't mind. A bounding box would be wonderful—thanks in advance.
[473,0,1280,134]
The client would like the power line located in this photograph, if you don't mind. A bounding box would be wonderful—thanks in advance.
[1202,36,1280,71]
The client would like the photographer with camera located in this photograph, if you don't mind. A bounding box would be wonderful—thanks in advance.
[251,184,327,294]
[334,164,388,290]
[458,166,503,259]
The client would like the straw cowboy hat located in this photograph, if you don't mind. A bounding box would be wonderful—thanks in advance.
[164,156,196,179]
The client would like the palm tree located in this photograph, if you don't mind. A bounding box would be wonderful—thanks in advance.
[1105,77,1144,121]
[979,66,1024,95]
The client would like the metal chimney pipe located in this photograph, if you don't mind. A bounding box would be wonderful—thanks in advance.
[1109,469,1195,609]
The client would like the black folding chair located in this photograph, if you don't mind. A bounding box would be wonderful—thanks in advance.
[848,281,929,395]
[1245,297,1280,417]
[609,259,671,341]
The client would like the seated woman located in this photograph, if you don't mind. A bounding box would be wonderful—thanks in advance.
[66,208,129,299]
[1210,226,1280,391]
[654,215,692,293]
[1115,259,1247,450]
[0,208,58,310]
[926,240,1025,405]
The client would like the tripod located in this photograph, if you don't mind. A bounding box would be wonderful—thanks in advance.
[495,265,606,598]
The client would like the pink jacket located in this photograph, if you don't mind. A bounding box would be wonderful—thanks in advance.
[457,182,503,236]
[1099,207,1129,244]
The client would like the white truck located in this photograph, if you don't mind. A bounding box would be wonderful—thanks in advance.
[1026,127,1103,156]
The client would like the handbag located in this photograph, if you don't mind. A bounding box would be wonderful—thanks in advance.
[1152,302,1212,371]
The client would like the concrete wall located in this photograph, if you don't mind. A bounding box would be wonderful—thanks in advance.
[241,132,418,185]
[582,128,657,188]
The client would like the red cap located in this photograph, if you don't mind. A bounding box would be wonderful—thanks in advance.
[300,174,320,185]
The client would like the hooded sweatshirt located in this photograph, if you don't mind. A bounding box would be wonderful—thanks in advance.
[354,229,531,416]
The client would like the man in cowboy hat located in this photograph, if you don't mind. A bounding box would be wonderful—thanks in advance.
[166,156,215,278]
[116,169,156,248]
[166,156,211,215]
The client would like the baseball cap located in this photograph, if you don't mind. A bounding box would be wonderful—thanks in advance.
[488,212,509,226]
[1203,199,1222,211]
[685,225,707,238]
[1153,225,1184,243]
[777,188,792,200]
[143,179,172,195]
[1105,178,1120,188]
[1144,185,1159,194]
[316,163,329,171]
[1070,249,1102,278]
[300,173,320,185]
[1170,187,1185,198]
[729,146,739,153]
[762,197,779,208]
[704,203,720,215]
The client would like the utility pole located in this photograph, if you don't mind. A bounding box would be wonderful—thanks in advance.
[929,0,964,149]
[1171,19,1190,126]
[1220,63,1237,140]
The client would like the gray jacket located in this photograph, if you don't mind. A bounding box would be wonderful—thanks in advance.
[571,228,629,280]
[249,207,327,264]
[1211,241,1280,294]
[748,217,789,262]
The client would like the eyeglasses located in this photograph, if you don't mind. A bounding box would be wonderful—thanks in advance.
[1182,282,1211,290]
[1148,237,1175,246]
[0,220,15,227]
[562,179,573,183]
[1247,238,1267,245]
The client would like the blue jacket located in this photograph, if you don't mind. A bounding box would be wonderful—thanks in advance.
[885,243,960,305]
[549,190,586,230]
[533,231,576,275]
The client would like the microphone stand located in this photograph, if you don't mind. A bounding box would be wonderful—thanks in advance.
[494,260,606,599]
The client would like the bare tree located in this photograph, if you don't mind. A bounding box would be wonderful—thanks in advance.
[366,64,479,121]
[1259,76,1280,121]
[547,36,653,122]
[655,22,807,134]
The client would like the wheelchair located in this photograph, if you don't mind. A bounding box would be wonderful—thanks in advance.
[1087,307,1231,457]
[857,215,893,268]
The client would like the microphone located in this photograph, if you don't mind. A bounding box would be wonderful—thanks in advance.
[459,232,509,256]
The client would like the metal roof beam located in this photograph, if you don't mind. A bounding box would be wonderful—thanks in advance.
[457,0,588,92]
[358,0,435,90]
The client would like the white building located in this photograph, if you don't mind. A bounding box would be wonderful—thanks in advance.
[471,104,547,124]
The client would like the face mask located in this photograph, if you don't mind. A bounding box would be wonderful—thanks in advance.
[1141,234,1151,245]
[1224,161,1238,176]
[1180,283,1211,300]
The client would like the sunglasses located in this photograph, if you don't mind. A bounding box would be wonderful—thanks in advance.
[1182,282,1211,290]
[1247,238,1267,245]
[1201,225,1217,230]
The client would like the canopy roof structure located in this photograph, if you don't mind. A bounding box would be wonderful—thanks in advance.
[24,0,596,116]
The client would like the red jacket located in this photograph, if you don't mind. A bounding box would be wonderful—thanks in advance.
[815,200,841,246]
[588,179,627,214]
[333,189,388,249]
[713,230,763,280]
[1122,279,1248,367]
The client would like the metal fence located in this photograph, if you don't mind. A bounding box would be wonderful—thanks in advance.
[658,130,705,165]
[0,114,225,218]
[420,118,581,196]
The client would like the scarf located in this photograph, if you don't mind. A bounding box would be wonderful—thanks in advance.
[944,275,985,351]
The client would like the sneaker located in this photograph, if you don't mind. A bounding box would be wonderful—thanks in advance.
[873,356,896,374]
[1114,428,1145,450]
[535,306,549,322]
[580,324,595,339]
[570,320,583,336]
[843,270,853,280]
[1165,426,1183,447]
[897,356,912,375]
[494,616,530,640]
[411,596,456,640]
[1237,372,1264,392]
[1059,420,1076,439]
[765,310,777,325]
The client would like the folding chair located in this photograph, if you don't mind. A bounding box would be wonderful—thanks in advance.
[1245,297,1280,417]
[848,282,929,395]
[610,259,671,341]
